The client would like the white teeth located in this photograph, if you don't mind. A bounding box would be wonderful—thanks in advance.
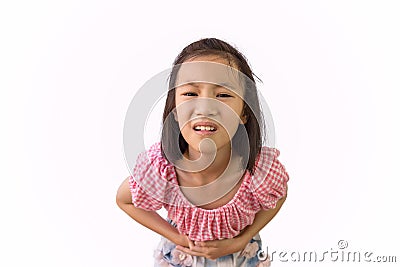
[194,125,216,131]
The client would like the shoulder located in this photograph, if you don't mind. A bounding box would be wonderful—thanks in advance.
[250,146,289,189]
[136,142,169,168]
[138,142,163,163]
[251,147,280,176]
[249,146,289,210]
[130,142,176,207]
[133,142,174,182]
[255,147,280,166]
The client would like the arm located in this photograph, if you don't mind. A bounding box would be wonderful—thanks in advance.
[236,187,287,243]
[116,177,189,247]
[176,185,288,260]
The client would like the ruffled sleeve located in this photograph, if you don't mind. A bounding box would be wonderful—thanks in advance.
[250,147,290,210]
[128,143,171,211]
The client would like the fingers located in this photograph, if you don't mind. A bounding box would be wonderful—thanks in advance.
[175,245,207,257]
[175,237,223,260]
[194,241,205,247]
[185,235,195,250]
[196,240,218,248]
[177,243,210,254]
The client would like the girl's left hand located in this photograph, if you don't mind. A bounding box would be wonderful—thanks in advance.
[175,235,248,260]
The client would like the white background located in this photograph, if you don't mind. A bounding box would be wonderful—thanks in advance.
[1,1,399,266]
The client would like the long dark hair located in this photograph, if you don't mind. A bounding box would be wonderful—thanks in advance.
[161,38,265,174]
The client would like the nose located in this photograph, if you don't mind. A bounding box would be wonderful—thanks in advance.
[194,97,218,116]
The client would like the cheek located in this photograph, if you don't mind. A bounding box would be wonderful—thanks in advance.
[175,104,193,129]
[218,109,241,137]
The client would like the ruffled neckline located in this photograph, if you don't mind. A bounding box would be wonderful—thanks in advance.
[144,142,280,211]
[168,164,252,212]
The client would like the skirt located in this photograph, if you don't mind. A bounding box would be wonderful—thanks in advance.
[153,219,271,267]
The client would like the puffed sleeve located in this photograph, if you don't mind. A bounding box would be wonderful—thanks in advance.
[128,143,169,211]
[251,147,290,210]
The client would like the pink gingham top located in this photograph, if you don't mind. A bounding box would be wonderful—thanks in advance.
[128,142,289,242]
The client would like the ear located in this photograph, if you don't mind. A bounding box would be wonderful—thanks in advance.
[240,110,247,125]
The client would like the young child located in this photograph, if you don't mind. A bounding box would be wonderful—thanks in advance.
[116,38,290,267]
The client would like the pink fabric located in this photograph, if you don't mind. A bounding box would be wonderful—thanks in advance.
[128,142,289,242]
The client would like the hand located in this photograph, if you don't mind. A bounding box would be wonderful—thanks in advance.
[173,233,192,247]
[175,235,249,260]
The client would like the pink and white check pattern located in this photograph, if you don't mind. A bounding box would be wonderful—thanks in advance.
[129,142,289,242]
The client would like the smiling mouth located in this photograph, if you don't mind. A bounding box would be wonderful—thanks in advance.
[193,125,217,132]
[192,120,219,133]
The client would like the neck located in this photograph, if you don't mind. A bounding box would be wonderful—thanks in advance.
[184,143,232,180]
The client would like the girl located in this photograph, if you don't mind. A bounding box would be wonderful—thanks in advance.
[116,38,290,267]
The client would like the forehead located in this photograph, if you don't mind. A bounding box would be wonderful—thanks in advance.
[185,55,236,66]
[175,56,243,95]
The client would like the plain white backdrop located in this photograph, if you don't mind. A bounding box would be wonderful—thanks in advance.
[1,1,399,266]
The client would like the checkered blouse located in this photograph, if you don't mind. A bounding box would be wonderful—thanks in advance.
[128,142,289,242]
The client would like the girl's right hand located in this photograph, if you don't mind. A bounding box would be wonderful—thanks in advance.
[175,235,247,260]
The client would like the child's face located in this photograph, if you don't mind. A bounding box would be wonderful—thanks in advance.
[174,55,247,154]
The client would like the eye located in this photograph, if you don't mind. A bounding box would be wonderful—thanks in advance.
[217,93,233,98]
[182,92,198,96]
